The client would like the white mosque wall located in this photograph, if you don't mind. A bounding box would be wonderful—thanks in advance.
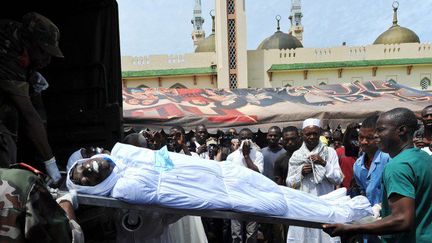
[258,43,432,64]
[269,65,432,91]
[124,75,216,89]
[121,52,216,71]
[121,42,432,91]
[247,42,432,90]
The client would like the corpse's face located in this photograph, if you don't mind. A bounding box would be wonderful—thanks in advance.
[71,157,114,186]
[302,126,320,150]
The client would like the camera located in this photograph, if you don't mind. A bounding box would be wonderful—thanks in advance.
[219,134,234,148]
[208,143,219,160]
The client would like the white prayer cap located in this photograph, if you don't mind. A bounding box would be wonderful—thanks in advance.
[302,118,321,129]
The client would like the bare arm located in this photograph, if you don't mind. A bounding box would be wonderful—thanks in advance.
[242,142,260,172]
[244,154,260,172]
[323,193,415,236]
[58,201,77,221]
[181,145,192,156]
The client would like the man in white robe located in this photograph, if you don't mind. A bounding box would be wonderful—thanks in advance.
[226,128,264,243]
[286,118,344,243]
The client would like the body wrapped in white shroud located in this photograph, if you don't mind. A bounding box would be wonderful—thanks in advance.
[67,143,372,224]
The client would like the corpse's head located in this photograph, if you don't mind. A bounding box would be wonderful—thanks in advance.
[70,157,114,186]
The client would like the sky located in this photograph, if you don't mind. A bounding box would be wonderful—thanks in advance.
[118,0,432,56]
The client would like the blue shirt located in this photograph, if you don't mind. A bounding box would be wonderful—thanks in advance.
[353,150,389,205]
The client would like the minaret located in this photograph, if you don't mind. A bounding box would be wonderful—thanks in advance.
[191,0,205,48]
[289,0,304,43]
[215,0,248,89]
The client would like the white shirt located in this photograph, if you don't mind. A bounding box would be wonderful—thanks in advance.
[421,147,432,155]
[194,141,210,159]
[226,147,264,173]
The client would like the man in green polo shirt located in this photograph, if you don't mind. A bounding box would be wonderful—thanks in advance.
[323,107,432,242]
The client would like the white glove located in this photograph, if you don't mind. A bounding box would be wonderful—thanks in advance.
[31,71,49,93]
[48,187,59,199]
[56,189,78,210]
[372,203,382,219]
[44,157,61,184]
[69,219,85,243]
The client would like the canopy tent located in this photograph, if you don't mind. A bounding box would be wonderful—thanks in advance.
[123,80,432,132]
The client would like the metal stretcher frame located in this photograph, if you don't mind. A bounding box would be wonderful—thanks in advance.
[75,193,326,229]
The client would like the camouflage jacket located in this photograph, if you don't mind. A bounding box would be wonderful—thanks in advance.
[0,168,72,242]
[0,20,30,123]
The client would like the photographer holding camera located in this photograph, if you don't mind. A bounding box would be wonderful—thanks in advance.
[166,126,192,156]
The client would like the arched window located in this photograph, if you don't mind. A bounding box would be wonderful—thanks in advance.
[170,83,187,89]
[319,81,327,86]
[420,77,431,90]
[284,83,292,87]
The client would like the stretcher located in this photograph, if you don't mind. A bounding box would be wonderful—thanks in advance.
[54,190,375,243]
[64,192,348,229]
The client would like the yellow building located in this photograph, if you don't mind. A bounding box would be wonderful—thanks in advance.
[121,1,432,92]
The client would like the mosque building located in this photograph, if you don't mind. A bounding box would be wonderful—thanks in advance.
[121,0,432,91]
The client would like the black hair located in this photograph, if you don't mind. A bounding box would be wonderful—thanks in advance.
[170,125,185,135]
[361,114,379,129]
[195,124,207,131]
[268,126,281,134]
[381,108,418,135]
[123,133,147,148]
[282,126,299,135]
[239,128,253,135]
[333,130,343,141]
[321,129,331,135]
[422,105,432,115]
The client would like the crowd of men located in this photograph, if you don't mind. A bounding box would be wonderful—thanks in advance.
[95,104,430,243]
[1,10,432,243]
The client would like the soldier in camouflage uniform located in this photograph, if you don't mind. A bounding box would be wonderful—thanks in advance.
[0,165,74,242]
[0,12,63,184]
